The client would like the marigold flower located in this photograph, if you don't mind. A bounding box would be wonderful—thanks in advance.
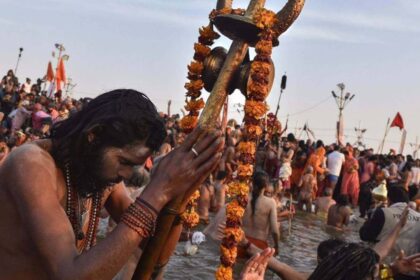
[187,61,204,76]
[253,8,278,29]
[226,200,245,221]
[184,79,204,93]
[180,115,198,133]
[181,209,199,228]
[194,43,211,61]
[255,39,273,56]
[247,81,269,99]
[246,124,263,137]
[220,245,238,267]
[227,181,249,197]
[189,190,200,202]
[237,164,254,178]
[244,100,268,119]
[185,98,205,112]
[250,61,271,75]
[224,228,244,243]
[237,141,256,155]
[215,265,233,280]
[199,25,220,45]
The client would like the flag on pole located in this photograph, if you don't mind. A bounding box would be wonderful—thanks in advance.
[46,62,54,82]
[55,58,67,91]
[390,112,404,130]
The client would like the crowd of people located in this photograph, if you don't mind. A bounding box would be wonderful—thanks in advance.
[0,69,90,165]
[0,70,419,280]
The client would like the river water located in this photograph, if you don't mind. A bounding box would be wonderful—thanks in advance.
[164,212,363,279]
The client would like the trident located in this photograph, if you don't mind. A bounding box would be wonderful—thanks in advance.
[132,1,305,279]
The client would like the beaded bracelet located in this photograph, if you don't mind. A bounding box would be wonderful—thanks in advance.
[121,198,158,238]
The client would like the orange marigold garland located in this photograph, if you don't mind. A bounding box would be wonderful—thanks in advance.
[216,8,278,280]
[180,7,248,243]
[180,22,220,133]
[180,190,200,230]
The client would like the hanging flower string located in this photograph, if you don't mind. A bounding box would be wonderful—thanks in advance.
[216,8,278,280]
[179,7,247,236]
[180,24,219,133]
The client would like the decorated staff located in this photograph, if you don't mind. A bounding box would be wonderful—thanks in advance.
[132,1,305,279]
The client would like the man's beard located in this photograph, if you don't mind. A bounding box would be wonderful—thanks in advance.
[70,145,123,198]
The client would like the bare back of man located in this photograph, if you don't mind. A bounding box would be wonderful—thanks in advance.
[298,169,316,212]
[242,195,279,245]
[314,196,336,218]
[326,204,352,229]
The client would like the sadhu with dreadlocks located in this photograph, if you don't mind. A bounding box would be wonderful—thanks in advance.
[0,89,224,279]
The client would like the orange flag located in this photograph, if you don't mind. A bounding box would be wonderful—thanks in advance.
[55,58,67,91]
[46,61,54,82]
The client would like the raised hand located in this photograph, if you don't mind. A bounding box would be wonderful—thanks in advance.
[240,248,275,280]
[145,127,224,207]
[391,251,420,275]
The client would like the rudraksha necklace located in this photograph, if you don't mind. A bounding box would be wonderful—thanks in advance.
[65,165,102,252]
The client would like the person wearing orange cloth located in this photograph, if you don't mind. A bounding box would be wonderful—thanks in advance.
[340,146,360,207]
[304,143,327,199]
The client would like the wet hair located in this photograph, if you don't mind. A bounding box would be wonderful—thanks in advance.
[316,140,324,148]
[323,187,333,196]
[216,170,227,180]
[251,171,269,216]
[317,239,346,262]
[387,186,409,205]
[336,195,349,207]
[309,243,379,280]
[50,89,166,197]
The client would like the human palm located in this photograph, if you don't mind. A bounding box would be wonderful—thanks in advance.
[240,248,275,280]
[392,251,420,275]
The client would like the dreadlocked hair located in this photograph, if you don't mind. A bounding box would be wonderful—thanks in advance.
[251,171,269,216]
[308,242,380,280]
[50,89,166,196]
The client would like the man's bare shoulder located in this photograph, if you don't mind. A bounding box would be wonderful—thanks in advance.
[260,195,277,208]
[4,143,55,169]
[0,144,57,192]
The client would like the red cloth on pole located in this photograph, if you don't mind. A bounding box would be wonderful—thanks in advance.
[390,112,404,130]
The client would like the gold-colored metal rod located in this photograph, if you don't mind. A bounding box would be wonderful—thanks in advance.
[274,0,305,37]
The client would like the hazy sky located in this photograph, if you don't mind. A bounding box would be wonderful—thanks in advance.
[0,0,419,154]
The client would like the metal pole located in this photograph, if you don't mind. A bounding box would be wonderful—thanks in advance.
[275,89,283,118]
[14,48,23,75]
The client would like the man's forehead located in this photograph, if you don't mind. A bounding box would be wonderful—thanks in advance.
[122,144,152,158]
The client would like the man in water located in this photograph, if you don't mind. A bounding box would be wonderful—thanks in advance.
[0,89,223,279]
[241,171,280,256]
[314,187,336,219]
[327,194,352,229]
[297,165,317,212]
